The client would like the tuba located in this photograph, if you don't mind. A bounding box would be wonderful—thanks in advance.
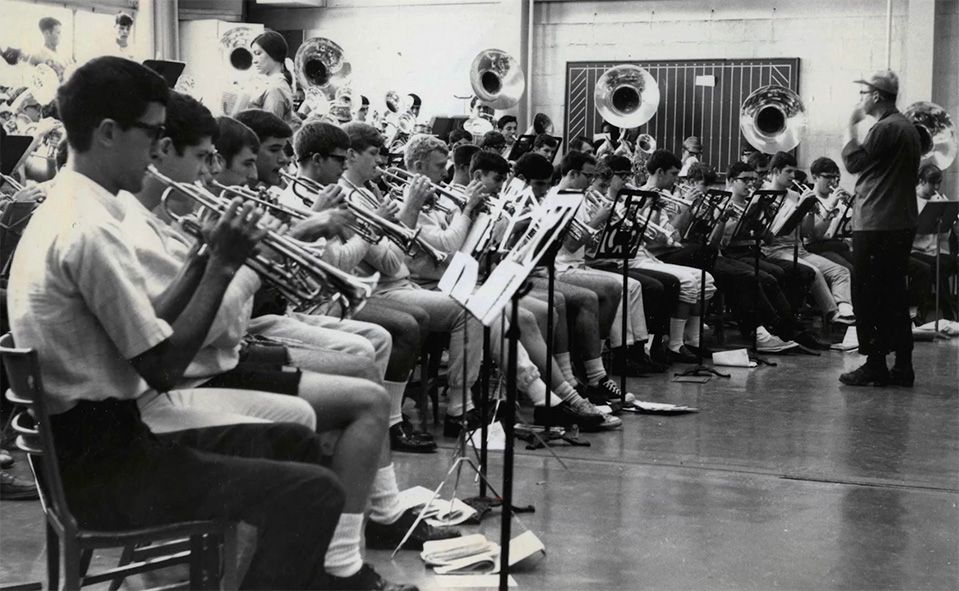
[903,101,957,170]
[739,85,806,154]
[294,37,351,121]
[470,48,526,110]
[220,27,256,73]
[594,65,660,129]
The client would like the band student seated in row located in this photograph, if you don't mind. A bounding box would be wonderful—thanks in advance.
[7,56,344,591]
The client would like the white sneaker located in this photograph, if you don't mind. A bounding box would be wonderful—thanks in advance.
[755,327,800,352]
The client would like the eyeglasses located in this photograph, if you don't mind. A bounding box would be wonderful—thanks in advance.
[128,121,166,142]
[735,176,759,183]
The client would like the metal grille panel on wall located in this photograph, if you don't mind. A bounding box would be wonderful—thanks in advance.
[564,58,800,172]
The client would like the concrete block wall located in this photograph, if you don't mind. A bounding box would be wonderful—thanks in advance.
[932,0,958,197]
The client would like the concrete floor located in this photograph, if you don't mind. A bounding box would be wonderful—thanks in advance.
[1,338,957,590]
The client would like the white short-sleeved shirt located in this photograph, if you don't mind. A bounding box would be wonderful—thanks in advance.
[7,170,173,414]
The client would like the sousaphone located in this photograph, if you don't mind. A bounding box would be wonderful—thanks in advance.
[594,64,660,129]
[904,101,957,170]
[739,85,806,154]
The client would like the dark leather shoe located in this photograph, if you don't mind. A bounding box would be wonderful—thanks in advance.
[839,362,890,387]
[792,330,832,351]
[443,408,483,438]
[401,415,433,441]
[665,346,698,364]
[390,424,437,453]
[326,563,419,591]
[684,344,713,359]
[889,366,915,387]
[533,402,604,429]
[366,507,461,551]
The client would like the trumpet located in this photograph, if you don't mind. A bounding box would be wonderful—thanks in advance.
[1,173,24,195]
[655,190,696,210]
[213,181,313,223]
[377,167,467,213]
[148,166,378,317]
[276,172,386,244]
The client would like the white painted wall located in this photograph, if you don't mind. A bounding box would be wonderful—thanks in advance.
[256,0,525,122]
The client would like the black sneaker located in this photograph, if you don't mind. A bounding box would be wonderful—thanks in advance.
[0,470,38,501]
[389,423,437,453]
[326,563,418,591]
[889,366,915,387]
[585,377,629,410]
[839,362,890,387]
[365,507,461,551]
[443,408,483,438]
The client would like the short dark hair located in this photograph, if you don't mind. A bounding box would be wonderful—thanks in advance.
[747,151,770,171]
[497,115,517,130]
[39,17,61,32]
[215,116,259,167]
[115,12,134,27]
[235,109,292,142]
[533,134,559,150]
[685,162,718,186]
[341,121,384,152]
[919,163,943,184]
[560,150,596,175]
[645,149,682,174]
[470,151,509,176]
[449,129,472,145]
[514,152,554,181]
[481,130,506,150]
[809,157,840,176]
[453,143,480,169]
[769,151,797,171]
[293,121,350,162]
[570,135,593,152]
[727,161,754,180]
[164,92,218,155]
[57,56,169,152]
[605,155,632,175]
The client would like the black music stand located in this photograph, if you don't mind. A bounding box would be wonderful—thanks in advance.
[593,188,657,401]
[506,135,536,162]
[676,189,733,379]
[728,190,786,365]
[916,201,959,332]
[773,195,820,325]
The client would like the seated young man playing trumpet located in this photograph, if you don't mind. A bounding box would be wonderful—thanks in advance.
[123,94,447,591]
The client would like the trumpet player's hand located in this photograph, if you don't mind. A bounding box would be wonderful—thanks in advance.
[405,175,433,208]
[310,184,345,212]
[462,180,486,215]
[289,207,354,242]
[205,199,268,273]
[376,199,400,221]
[11,184,45,203]
[589,203,614,228]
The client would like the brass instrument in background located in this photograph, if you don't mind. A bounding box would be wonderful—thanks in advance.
[904,101,957,170]
[470,48,526,110]
[220,27,256,73]
[295,37,352,120]
[1,173,24,195]
[151,166,377,317]
[378,167,467,214]
[594,64,660,129]
[739,85,806,154]
[522,112,554,137]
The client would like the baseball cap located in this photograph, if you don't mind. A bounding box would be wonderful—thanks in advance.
[854,69,899,96]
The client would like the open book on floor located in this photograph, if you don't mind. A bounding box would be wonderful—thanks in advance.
[421,530,546,575]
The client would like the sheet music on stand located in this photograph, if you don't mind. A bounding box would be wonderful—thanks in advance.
[682,189,730,244]
[771,194,819,238]
[728,190,787,244]
[823,200,854,240]
[592,188,659,260]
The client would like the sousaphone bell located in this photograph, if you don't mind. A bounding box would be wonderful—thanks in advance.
[220,27,256,73]
[739,85,806,154]
[594,64,660,128]
[470,48,526,110]
[904,101,957,170]
[295,37,351,99]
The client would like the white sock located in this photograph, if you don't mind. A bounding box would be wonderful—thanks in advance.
[384,380,407,428]
[584,358,606,386]
[324,513,363,578]
[524,379,548,406]
[554,381,576,404]
[368,464,403,525]
[684,316,701,347]
[668,318,686,352]
[555,352,575,383]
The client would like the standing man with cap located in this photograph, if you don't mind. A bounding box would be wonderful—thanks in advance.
[679,135,702,176]
[841,69,921,387]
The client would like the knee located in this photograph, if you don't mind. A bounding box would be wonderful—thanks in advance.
[392,313,422,351]
[357,381,390,424]
[518,307,539,333]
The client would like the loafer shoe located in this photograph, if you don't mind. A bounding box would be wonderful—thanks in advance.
[390,423,436,453]
[889,366,915,387]
[0,470,38,501]
[443,408,484,438]
[366,507,461,551]
[665,346,699,364]
[839,363,889,387]
[326,563,418,591]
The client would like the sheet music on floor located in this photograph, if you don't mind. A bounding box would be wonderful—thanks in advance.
[421,530,546,575]
[396,486,478,527]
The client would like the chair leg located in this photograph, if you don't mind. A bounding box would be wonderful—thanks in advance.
[62,540,81,591]
[220,524,238,591]
[77,549,92,578]
[189,534,204,590]
[44,523,58,591]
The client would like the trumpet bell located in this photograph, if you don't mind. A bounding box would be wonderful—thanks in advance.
[594,65,660,128]
[904,101,956,170]
[295,37,349,94]
[740,85,806,154]
[220,27,256,72]
[470,49,526,110]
